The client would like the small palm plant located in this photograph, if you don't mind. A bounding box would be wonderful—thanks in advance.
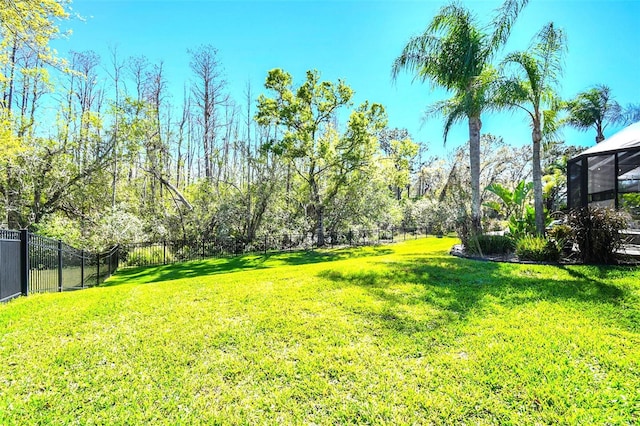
[484,180,536,240]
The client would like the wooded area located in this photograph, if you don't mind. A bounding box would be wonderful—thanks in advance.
[1,0,633,251]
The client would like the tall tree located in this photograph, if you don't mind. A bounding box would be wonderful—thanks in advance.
[392,0,528,234]
[564,85,622,143]
[378,128,419,200]
[188,44,227,181]
[498,22,566,234]
[106,45,125,208]
[256,69,386,246]
[0,0,69,115]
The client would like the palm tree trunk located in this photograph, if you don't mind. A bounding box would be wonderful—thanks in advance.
[596,123,605,143]
[469,116,482,234]
[532,122,545,235]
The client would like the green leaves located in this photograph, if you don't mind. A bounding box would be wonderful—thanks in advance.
[563,85,622,142]
[485,180,535,239]
[255,69,388,241]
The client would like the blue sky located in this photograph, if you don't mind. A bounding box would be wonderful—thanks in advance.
[55,0,640,158]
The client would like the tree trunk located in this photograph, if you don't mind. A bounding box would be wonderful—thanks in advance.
[596,122,605,143]
[4,39,17,113]
[468,116,482,235]
[532,118,545,235]
[308,161,325,246]
[316,207,325,247]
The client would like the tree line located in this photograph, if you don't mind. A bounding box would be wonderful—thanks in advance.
[1,2,423,249]
[1,0,636,250]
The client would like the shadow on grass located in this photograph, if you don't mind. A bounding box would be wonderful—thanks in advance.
[105,246,395,286]
[318,255,632,336]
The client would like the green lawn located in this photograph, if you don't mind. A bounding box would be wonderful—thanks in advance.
[1,237,639,424]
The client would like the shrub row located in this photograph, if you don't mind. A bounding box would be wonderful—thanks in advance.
[461,207,629,264]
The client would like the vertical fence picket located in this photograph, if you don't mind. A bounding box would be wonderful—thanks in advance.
[2,230,120,300]
[20,230,29,296]
[81,250,85,289]
[57,240,63,292]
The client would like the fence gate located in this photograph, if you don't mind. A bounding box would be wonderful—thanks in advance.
[0,231,21,302]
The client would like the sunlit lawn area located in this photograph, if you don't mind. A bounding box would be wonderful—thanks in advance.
[1,237,639,424]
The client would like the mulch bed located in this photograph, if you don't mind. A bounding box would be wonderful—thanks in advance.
[450,244,583,266]
[451,244,640,266]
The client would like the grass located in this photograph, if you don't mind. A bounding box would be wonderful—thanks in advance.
[1,237,639,424]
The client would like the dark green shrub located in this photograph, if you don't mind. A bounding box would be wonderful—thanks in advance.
[467,234,515,255]
[567,207,628,264]
[515,236,560,262]
[125,246,174,266]
[547,224,571,242]
[547,223,573,254]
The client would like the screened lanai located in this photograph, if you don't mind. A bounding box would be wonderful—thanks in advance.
[567,122,640,228]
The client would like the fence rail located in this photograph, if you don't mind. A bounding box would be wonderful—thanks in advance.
[0,230,118,302]
[119,227,429,269]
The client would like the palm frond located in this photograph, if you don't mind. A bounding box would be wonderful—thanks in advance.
[531,22,566,89]
[623,104,640,125]
[502,51,541,100]
[563,84,622,131]
[489,0,529,54]
[424,96,467,145]
[391,33,442,83]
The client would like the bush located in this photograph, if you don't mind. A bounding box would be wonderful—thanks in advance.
[409,198,456,235]
[567,207,628,264]
[467,234,515,255]
[547,223,572,255]
[124,245,174,267]
[507,205,537,241]
[547,224,571,242]
[515,236,560,262]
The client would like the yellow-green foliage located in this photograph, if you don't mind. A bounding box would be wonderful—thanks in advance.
[1,238,639,424]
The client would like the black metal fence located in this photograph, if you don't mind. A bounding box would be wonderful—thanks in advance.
[119,227,429,269]
[0,230,119,302]
[0,226,431,300]
[0,230,21,302]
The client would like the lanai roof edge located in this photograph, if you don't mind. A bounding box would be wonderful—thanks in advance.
[569,121,640,161]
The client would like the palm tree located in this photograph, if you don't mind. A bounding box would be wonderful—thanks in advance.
[497,22,566,235]
[392,0,528,234]
[564,85,622,143]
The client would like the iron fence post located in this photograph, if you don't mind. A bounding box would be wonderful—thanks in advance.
[97,253,100,287]
[81,250,85,289]
[58,240,63,292]
[163,241,167,265]
[20,229,29,296]
[264,234,267,255]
